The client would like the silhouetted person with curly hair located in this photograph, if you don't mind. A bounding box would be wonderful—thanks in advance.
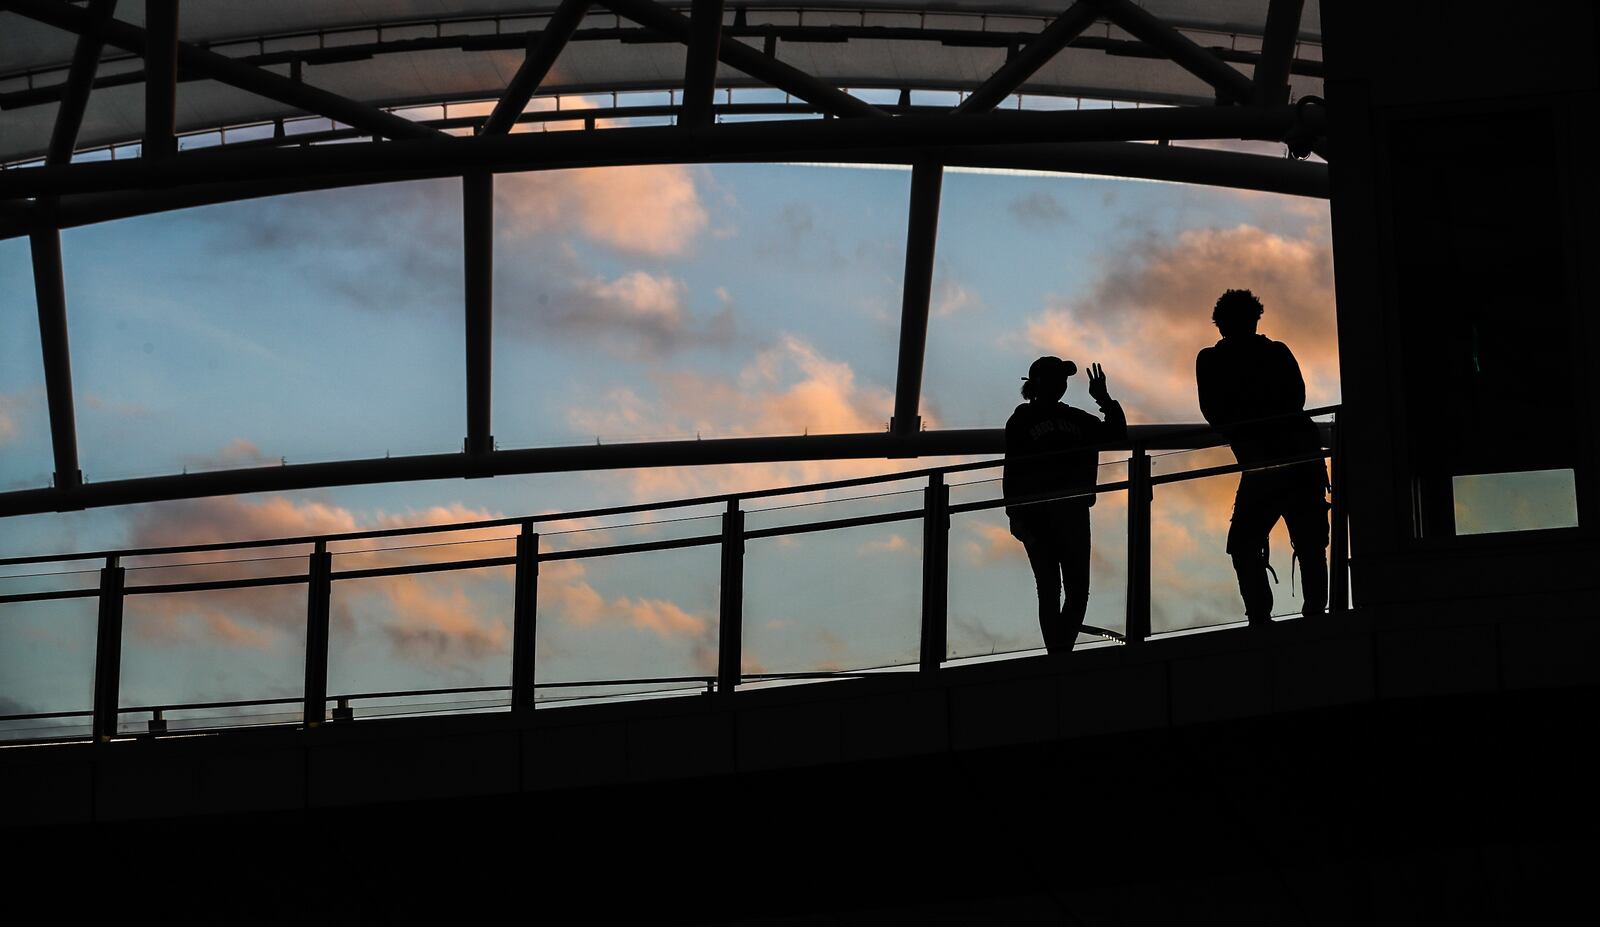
[1005,356,1126,654]
[1196,289,1329,624]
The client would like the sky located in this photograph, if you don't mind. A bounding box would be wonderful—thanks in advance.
[0,156,1341,736]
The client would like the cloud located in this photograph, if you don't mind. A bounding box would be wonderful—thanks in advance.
[859,534,912,556]
[181,438,275,471]
[0,394,16,446]
[123,496,513,667]
[121,490,719,669]
[82,392,149,417]
[932,277,982,318]
[504,269,735,356]
[568,335,959,500]
[1008,191,1071,227]
[1019,223,1338,422]
[497,165,709,259]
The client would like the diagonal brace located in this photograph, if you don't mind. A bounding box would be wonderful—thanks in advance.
[957,1,1099,114]
[9,0,444,141]
[598,0,884,118]
[483,0,590,135]
[47,0,117,165]
[1090,0,1254,104]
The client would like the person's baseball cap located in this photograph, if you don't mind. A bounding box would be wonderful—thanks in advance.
[1022,355,1077,384]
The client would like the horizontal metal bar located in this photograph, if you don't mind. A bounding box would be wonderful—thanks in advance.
[0,708,94,721]
[118,695,305,714]
[532,676,713,689]
[743,507,923,541]
[330,684,509,702]
[0,587,99,605]
[0,410,1336,565]
[122,573,311,597]
[330,556,515,583]
[537,533,724,562]
[1146,449,1330,487]
[945,478,1134,516]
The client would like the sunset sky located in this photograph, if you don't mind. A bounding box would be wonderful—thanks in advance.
[0,155,1338,734]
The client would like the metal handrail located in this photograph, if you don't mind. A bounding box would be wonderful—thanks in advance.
[0,407,1345,741]
[0,406,1339,569]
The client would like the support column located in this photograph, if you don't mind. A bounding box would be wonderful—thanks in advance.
[143,0,178,159]
[919,472,950,671]
[29,227,83,493]
[890,161,943,437]
[681,0,726,127]
[303,541,332,727]
[90,555,125,741]
[1329,415,1350,612]
[463,172,494,457]
[716,499,744,694]
[1251,0,1305,106]
[511,524,540,711]
[1125,447,1152,645]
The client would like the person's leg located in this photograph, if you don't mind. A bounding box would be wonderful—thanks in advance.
[1227,474,1279,626]
[1284,463,1331,617]
[1058,506,1093,650]
[1014,517,1064,652]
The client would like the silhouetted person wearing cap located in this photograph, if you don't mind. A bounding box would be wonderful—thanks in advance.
[1196,289,1329,624]
[1005,357,1126,654]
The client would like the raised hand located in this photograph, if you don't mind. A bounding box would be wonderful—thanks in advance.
[1087,363,1111,404]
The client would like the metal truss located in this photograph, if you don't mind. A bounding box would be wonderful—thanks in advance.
[0,0,1330,518]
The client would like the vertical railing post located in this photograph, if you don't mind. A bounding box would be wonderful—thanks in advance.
[90,554,125,742]
[511,522,540,712]
[716,499,744,695]
[303,540,332,728]
[1328,412,1350,613]
[1125,446,1152,646]
[919,472,950,672]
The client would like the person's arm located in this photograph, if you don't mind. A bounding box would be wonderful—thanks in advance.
[1086,363,1127,440]
[1196,349,1223,426]
[1277,341,1307,410]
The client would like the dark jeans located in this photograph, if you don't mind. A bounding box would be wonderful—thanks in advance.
[1009,503,1092,654]
[1226,461,1329,623]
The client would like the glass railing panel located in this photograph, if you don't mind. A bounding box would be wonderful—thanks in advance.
[743,490,924,679]
[327,542,516,719]
[946,456,1129,662]
[118,582,308,733]
[536,505,726,556]
[1149,447,1329,633]
[534,542,721,698]
[0,570,99,741]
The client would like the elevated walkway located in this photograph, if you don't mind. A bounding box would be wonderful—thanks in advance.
[6,594,1598,923]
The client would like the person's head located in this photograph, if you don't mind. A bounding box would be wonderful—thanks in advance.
[1212,288,1264,338]
[1020,355,1076,402]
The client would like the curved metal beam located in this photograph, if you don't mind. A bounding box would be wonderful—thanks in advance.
[0,137,1326,241]
[0,104,1323,203]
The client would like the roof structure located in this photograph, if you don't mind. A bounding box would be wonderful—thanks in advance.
[1,1,1323,166]
[0,0,1330,516]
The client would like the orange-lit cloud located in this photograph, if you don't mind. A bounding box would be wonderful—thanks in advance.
[1021,223,1337,422]
[570,336,951,500]
[859,533,913,556]
[123,491,718,667]
[497,164,709,259]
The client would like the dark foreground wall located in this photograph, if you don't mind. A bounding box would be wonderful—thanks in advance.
[6,601,1600,924]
